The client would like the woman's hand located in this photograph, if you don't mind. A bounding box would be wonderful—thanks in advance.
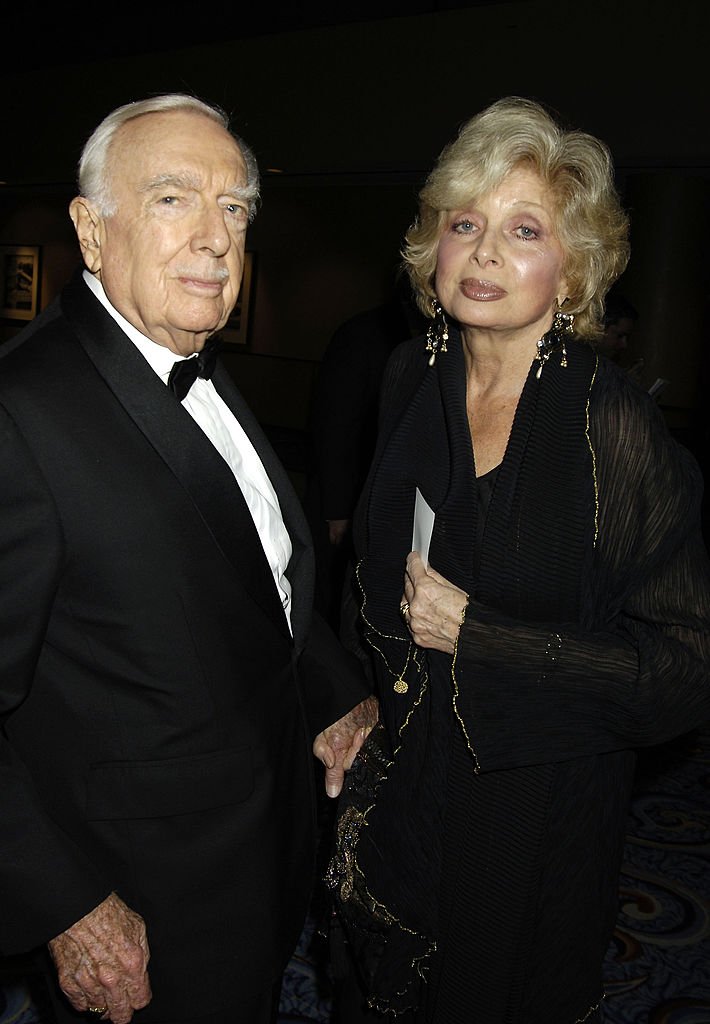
[402,552,468,655]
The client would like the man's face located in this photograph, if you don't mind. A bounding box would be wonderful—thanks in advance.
[598,316,635,361]
[71,110,250,355]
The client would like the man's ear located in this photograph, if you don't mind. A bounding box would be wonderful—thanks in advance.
[69,197,103,274]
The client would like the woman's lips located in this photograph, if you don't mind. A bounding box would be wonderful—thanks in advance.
[459,278,506,301]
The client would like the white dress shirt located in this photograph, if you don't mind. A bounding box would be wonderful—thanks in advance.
[83,271,293,631]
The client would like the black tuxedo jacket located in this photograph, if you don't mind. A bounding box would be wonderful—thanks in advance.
[0,273,367,1019]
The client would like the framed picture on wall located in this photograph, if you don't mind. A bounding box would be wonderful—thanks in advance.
[1,245,41,321]
[220,251,255,347]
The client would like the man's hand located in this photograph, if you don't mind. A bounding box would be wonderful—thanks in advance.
[48,892,151,1023]
[313,695,379,797]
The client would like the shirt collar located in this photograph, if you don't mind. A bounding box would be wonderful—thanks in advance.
[82,270,190,383]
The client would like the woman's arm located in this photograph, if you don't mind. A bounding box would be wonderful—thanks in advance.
[455,547,710,772]
[407,369,710,772]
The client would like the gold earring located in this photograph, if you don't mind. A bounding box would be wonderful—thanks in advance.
[425,300,449,366]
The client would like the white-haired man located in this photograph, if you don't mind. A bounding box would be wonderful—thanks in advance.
[0,94,374,1024]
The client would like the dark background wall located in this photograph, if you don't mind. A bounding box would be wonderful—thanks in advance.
[1,0,707,463]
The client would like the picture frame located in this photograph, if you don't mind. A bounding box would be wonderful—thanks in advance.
[1,245,41,321]
[219,251,255,346]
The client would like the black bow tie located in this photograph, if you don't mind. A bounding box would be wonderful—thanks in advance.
[167,336,220,401]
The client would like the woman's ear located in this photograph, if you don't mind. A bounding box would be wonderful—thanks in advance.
[69,197,103,274]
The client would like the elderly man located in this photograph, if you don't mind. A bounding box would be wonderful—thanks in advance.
[0,94,374,1024]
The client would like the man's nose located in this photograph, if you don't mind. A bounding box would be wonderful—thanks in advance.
[191,205,230,256]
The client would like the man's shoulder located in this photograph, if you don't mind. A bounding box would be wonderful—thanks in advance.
[0,296,73,381]
[0,279,100,411]
[0,268,103,366]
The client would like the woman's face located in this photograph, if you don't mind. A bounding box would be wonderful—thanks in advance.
[434,166,568,341]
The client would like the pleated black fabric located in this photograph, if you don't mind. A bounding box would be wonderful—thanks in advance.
[334,331,710,1023]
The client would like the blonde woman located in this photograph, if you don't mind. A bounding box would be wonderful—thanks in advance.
[329,97,710,1024]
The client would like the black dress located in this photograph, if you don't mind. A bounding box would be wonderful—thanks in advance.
[329,332,710,1023]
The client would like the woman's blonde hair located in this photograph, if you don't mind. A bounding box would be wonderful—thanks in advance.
[402,96,630,338]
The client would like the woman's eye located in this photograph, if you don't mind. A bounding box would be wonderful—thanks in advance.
[517,224,539,240]
[453,219,475,234]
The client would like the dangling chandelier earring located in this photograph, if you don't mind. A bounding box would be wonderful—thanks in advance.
[535,303,574,379]
[425,300,449,366]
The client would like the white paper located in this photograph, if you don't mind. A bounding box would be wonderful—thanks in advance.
[648,377,668,399]
[412,487,435,565]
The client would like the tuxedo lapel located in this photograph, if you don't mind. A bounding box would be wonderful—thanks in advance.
[61,275,290,638]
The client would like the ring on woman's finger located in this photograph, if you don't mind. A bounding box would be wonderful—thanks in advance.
[86,1009,108,1018]
[399,601,410,619]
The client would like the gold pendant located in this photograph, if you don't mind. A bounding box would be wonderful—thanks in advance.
[393,678,408,694]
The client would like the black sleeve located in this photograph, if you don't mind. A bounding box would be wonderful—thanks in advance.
[0,404,109,953]
[297,608,372,739]
[452,369,710,772]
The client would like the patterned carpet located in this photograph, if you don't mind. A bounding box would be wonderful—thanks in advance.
[601,728,710,1024]
[2,728,708,1024]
